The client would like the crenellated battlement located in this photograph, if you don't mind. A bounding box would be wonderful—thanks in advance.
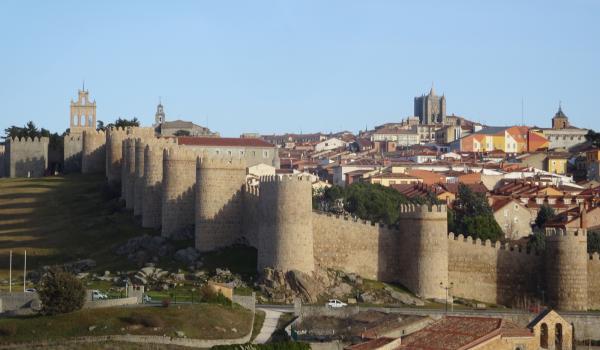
[312,211,401,231]
[65,135,82,142]
[398,204,447,221]
[259,174,312,184]
[83,129,106,137]
[447,232,538,256]
[127,127,156,137]
[545,226,587,239]
[590,252,600,262]
[9,136,49,143]
[245,183,260,197]
[197,156,246,169]
[163,146,200,162]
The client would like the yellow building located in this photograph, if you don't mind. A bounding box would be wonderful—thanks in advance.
[368,173,423,187]
[546,152,570,175]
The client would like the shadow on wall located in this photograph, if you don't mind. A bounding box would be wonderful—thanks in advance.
[64,151,82,173]
[83,145,106,174]
[14,157,46,178]
[196,188,244,252]
[162,185,196,236]
[496,243,543,308]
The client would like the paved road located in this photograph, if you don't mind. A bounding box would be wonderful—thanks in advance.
[253,308,289,344]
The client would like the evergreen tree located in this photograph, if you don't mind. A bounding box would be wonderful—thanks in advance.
[534,204,556,229]
[38,266,86,315]
[450,184,503,241]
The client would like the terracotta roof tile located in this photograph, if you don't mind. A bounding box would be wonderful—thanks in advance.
[178,136,274,148]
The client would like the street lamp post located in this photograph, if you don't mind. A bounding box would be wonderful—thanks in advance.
[440,282,454,314]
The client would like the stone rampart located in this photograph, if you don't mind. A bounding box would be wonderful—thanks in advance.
[312,212,401,282]
[397,204,448,300]
[133,138,146,216]
[5,137,49,178]
[589,253,600,311]
[81,130,106,174]
[124,138,137,209]
[242,184,260,248]
[106,127,128,186]
[448,233,543,307]
[258,174,315,274]
[162,146,198,237]
[195,157,247,252]
[63,133,82,173]
[545,227,588,311]
[0,145,5,177]
[142,139,174,228]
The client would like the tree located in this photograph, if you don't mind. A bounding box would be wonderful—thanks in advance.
[450,184,503,241]
[589,230,600,254]
[106,117,140,129]
[585,130,600,148]
[534,204,555,229]
[173,129,191,136]
[97,120,105,131]
[38,266,86,315]
[526,230,546,253]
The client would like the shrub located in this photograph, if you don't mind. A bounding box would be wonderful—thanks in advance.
[38,266,86,315]
[126,312,165,328]
[200,285,232,306]
[0,324,17,337]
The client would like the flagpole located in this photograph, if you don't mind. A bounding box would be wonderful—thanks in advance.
[23,250,27,292]
[9,250,12,293]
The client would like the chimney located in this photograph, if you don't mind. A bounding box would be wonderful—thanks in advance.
[580,202,587,229]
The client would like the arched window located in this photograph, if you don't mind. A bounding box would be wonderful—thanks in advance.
[540,323,549,349]
[555,323,563,350]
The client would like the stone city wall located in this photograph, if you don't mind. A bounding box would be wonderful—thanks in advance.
[81,130,106,174]
[106,127,128,186]
[0,144,5,177]
[63,133,83,173]
[133,138,147,216]
[448,234,543,307]
[161,146,198,237]
[83,296,139,309]
[195,156,247,252]
[142,139,174,228]
[312,212,401,282]
[588,253,600,311]
[6,137,49,178]
[124,138,137,209]
[257,175,315,274]
[241,184,260,248]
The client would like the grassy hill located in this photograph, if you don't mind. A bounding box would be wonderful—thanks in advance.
[0,174,157,288]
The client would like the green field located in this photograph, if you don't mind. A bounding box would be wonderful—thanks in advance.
[0,174,157,286]
[0,303,252,344]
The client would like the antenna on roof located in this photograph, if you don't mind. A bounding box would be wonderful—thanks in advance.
[82,79,85,92]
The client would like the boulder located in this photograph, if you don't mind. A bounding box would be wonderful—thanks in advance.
[174,247,200,265]
[285,270,321,303]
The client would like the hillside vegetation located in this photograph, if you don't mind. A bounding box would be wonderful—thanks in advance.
[0,174,156,286]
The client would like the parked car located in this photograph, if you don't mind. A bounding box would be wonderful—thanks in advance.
[91,290,108,300]
[24,288,37,293]
[142,294,152,303]
[326,299,347,308]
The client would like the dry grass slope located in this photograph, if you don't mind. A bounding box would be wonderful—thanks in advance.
[0,174,158,284]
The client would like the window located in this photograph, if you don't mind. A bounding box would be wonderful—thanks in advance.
[240,150,245,156]
[263,151,268,158]
[227,150,232,156]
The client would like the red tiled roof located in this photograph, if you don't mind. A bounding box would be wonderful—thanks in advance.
[178,136,273,148]
[345,337,396,350]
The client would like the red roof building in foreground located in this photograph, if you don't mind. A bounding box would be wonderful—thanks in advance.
[177,136,274,148]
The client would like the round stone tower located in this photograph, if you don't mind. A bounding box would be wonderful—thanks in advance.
[161,146,198,237]
[257,174,314,274]
[106,127,127,187]
[142,139,173,228]
[81,130,106,174]
[545,226,588,311]
[397,204,448,300]
[195,156,247,252]
[133,138,146,216]
[124,138,137,210]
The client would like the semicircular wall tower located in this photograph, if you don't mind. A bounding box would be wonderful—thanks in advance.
[257,174,314,275]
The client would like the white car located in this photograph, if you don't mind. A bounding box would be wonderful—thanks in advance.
[91,290,108,300]
[326,299,347,308]
[25,288,37,293]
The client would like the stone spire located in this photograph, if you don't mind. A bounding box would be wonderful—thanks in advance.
[155,98,165,125]
[429,82,435,96]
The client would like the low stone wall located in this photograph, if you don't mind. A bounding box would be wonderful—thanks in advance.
[0,332,253,350]
[0,292,39,314]
[232,293,256,312]
[83,297,139,309]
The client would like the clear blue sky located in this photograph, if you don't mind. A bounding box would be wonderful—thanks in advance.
[1,0,598,137]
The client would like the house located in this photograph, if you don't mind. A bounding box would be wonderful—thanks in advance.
[491,198,534,240]
[393,183,455,203]
[459,126,529,153]
[368,173,423,187]
[315,138,346,152]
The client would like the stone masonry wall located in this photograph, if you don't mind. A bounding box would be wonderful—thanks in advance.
[195,157,247,252]
[142,139,174,228]
[0,144,5,177]
[588,253,600,310]
[63,133,82,173]
[133,138,146,216]
[448,234,543,307]
[81,130,106,174]
[257,175,315,274]
[106,127,128,186]
[6,137,49,178]
[241,184,260,248]
[161,146,197,237]
[124,138,136,210]
[312,212,401,282]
